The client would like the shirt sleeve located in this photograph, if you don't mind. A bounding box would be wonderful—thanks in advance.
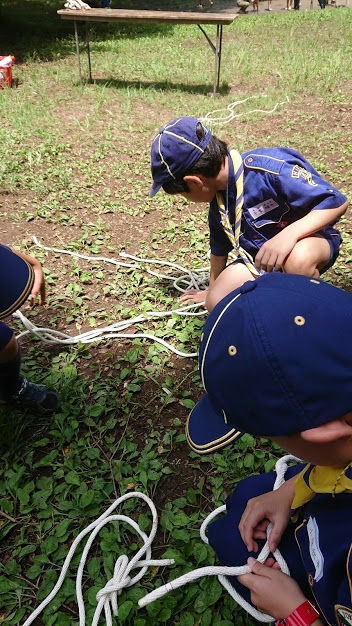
[277,160,347,215]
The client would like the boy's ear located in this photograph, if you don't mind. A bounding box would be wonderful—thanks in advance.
[183,174,205,188]
[300,417,352,443]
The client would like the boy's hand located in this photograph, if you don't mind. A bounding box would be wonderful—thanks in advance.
[30,259,46,306]
[13,250,46,306]
[238,478,296,553]
[238,557,307,619]
[255,230,298,272]
[179,289,207,304]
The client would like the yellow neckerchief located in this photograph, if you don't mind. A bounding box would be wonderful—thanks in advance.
[291,462,352,515]
[215,150,259,277]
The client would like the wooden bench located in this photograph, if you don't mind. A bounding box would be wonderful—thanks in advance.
[57,8,237,95]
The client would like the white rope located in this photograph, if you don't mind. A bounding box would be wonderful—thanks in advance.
[22,456,301,625]
[32,236,140,269]
[200,95,290,125]
[14,308,201,357]
[22,492,175,626]
[14,237,211,357]
[138,455,302,623]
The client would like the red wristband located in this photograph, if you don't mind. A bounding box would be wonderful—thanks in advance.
[275,600,320,626]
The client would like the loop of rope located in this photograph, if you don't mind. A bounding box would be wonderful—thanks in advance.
[22,456,301,625]
[22,492,175,626]
[14,237,210,358]
[139,455,302,622]
[200,95,290,125]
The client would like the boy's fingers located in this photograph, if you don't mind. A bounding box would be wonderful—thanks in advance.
[247,556,268,575]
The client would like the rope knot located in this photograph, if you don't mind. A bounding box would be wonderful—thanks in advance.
[95,554,134,618]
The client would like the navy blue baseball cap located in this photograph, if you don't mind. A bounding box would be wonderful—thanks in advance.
[150,117,212,198]
[187,273,352,454]
[0,244,35,319]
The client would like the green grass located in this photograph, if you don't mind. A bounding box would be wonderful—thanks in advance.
[0,0,351,624]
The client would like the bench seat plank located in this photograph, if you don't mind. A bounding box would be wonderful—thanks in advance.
[57,8,237,25]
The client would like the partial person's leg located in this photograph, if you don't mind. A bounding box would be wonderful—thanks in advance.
[206,262,255,312]
[0,322,61,415]
[282,234,331,278]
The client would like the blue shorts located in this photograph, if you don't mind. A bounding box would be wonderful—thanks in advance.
[317,225,342,274]
[0,322,14,351]
[231,225,342,275]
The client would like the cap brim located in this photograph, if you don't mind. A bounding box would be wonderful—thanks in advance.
[149,181,162,198]
[186,393,244,455]
[0,248,35,319]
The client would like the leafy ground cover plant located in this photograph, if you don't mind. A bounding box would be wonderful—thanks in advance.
[0,0,352,623]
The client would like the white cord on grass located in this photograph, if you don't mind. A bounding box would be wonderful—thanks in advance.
[15,238,210,357]
[22,456,301,625]
[138,455,302,622]
[21,492,175,626]
[200,95,290,125]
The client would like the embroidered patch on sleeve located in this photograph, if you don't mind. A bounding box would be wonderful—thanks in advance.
[291,165,318,186]
[335,605,352,626]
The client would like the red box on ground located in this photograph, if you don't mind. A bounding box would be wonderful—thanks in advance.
[0,56,15,88]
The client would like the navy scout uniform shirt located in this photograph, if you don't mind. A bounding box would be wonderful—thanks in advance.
[207,465,352,626]
[208,147,347,260]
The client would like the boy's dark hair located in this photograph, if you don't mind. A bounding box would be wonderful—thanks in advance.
[162,123,228,195]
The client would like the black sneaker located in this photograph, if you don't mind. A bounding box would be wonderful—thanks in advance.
[10,377,61,415]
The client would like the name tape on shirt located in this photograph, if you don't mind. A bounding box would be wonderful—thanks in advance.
[335,605,352,626]
[247,199,279,220]
[307,516,324,583]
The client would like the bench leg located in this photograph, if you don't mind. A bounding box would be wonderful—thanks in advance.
[86,23,92,82]
[197,24,223,96]
[74,20,83,86]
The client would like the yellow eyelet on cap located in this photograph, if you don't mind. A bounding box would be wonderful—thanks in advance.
[228,345,237,356]
[294,315,305,326]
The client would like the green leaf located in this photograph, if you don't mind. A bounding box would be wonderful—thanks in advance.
[180,612,195,626]
[65,471,81,486]
[173,511,191,527]
[87,556,101,579]
[79,490,95,508]
[56,519,71,538]
[118,600,134,621]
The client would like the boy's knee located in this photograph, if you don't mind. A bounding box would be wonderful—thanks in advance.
[283,237,330,277]
[0,333,19,364]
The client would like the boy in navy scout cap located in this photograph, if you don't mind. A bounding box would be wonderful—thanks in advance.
[150,117,348,312]
[0,244,60,415]
[186,272,352,626]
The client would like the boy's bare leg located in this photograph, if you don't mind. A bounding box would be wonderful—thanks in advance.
[282,234,331,277]
[206,263,255,312]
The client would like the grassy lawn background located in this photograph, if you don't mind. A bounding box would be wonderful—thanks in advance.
[0,1,352,624]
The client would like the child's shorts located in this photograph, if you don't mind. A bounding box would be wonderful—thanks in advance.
[0,322,14,351]
[231,225,341,275]
[207,465,312,609]
[317,225,342,274]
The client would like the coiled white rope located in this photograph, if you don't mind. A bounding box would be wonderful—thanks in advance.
[22,492,175,626]
[14,237,210,358]
[22,456,301,625]
[32,236,210,294]
[138,454,301,623]
[200,95,290,125]
[14,304,202,357]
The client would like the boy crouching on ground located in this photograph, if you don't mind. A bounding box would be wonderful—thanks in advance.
[150,117,348,312]
[186,272,352,626]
